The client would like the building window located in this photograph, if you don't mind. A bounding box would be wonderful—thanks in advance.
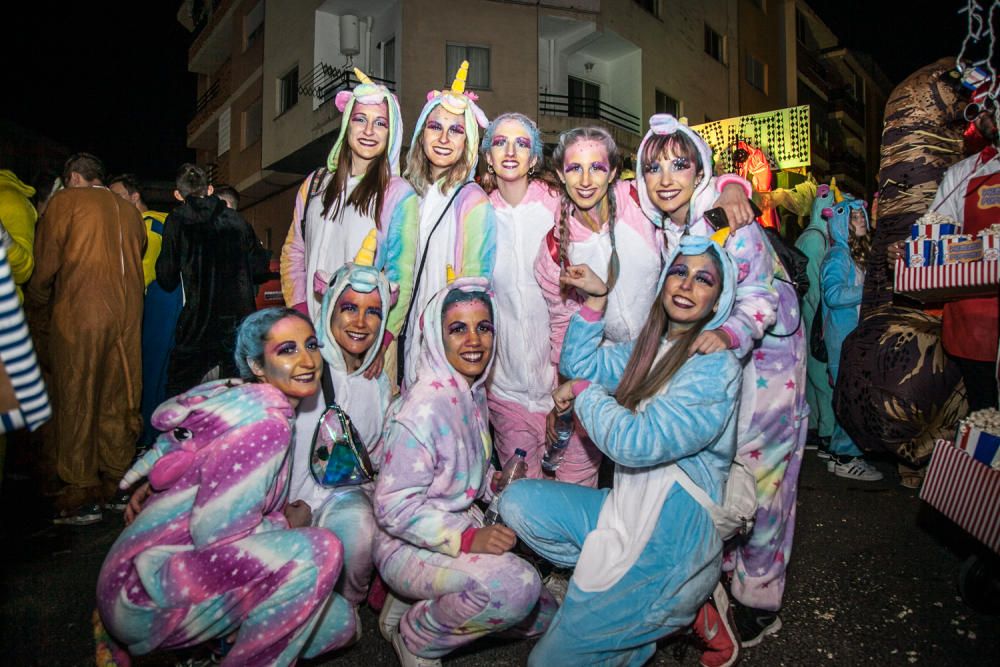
[446,44,490,89]
[795,9,809,46]
[383,37,396,82]
[243,1,264,51]
[278,67,299,115]
[243,99,262,149]
[218,107,231,155]
[745,54,767,93]
[851,71,865,105]
[568,76,600,118]
[704,25,726,64]
[634,0,659,17]
[655,90,680,117]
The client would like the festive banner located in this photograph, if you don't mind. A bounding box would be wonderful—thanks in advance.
[692,106,812,173]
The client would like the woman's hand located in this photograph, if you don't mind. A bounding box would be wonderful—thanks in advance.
[552,380,576,413]
[713,183,756,230]
[283,500,313,528]
[560,264,607,297]
[690,329,732,356]
[124,482,152,526]
[363,342,387,379]
[886,240,905,269]
[545,408,559,445]
[468,525,517,555]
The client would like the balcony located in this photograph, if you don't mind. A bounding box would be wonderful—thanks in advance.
[539,93,641,135]
[299,63,396,106]
[188,59,231,147]
[186,0,235,74]
[828,87,865,136]
[797,43,835,99]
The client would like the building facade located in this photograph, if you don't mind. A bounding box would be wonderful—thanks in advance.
[177,0,888,253]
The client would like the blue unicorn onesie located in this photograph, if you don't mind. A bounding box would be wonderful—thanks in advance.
[501,236,742,666]
[288,230,394,612]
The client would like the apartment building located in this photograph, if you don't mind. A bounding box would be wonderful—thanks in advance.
[177,0,887,253]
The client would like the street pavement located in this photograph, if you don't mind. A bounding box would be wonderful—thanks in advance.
[2,451,997,666]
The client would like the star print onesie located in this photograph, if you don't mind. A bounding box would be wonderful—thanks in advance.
[372,277,555,660]
[635,119,808,613]
[96,380,353,666]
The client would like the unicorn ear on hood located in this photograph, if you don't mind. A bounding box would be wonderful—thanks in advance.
[313,270,334,296]
[335,90,354,113]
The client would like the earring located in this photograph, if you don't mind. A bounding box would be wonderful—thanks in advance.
[528,167,536,177]
[487,164,495,175]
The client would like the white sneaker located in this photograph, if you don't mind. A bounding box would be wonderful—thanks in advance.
[378,591,412,642]
[828,456,884,482]
[391,630,441,667]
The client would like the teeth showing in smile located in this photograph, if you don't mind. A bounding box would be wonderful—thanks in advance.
[460,351,484,363]
[293,372,317,383]
[501,160,519,169]
[657,190,680,201]
[672,295,694,308]
[433,147,452,156]
[576,188,597,199]
[346,331,369,341]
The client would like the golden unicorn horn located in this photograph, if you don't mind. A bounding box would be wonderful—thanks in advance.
[354,67,374,86]
[354,229,378,267]
[451,61,469,95]
[446,264,457,284]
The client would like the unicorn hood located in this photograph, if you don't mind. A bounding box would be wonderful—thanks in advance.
[826,195,869,250]
[327,67,404,175]
[410,60,489,180]
[313,229,393,378]
[636,114,716,228]
[805,181,838,234]
[659,235,738,331]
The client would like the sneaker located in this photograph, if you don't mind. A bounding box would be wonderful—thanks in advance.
[815,437,833,460]
[106,489,132,512]
[542,571,569,606]
[732,602,782,648]
[693,582,740,667]
[803,429,819,451]
[378,591,412,642]
[827,456,884,482]
[390,630,441,667]
[53,502,103,526]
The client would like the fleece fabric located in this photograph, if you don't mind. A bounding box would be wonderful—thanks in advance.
[0,169,37,291]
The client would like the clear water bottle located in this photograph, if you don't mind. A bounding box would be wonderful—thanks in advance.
[483,448,528,526]
[541,410,574,474]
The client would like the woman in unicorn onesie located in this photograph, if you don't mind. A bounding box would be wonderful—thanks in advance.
[820,197,882,481]
[478,112,568,479]
[499,235,742,666]
[635,114,807,647]
[373,274,554,667]
[281,67,417,377]
[286,230,395,640]
[386,61,495,389]
[96,308,355,666]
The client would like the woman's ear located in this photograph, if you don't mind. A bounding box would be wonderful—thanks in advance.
[247,357,266,381]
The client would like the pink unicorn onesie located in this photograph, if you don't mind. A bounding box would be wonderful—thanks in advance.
[96,379,353,666]
[280,67,418,330]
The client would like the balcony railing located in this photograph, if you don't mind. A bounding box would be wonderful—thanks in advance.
[299,63,396,105]
[539,92,640,135]
[195,79,220,113]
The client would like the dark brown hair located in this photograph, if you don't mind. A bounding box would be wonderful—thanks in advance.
[321,141,392,228]
[63,152,105,185]
[614,250,725,411]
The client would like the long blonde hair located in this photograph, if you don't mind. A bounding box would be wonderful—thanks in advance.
[403,119,473,196]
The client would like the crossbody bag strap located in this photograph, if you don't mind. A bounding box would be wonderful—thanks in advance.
[396,182,468,381]
[321,364,336,406]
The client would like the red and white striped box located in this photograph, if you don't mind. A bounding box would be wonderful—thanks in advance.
[940,235,983,264]
[921,440,1000,554]
[894,258,999,301]
[982,232,999,262]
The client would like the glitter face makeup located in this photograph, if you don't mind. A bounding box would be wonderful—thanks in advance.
[559,139,616,212]
[643,143,701,226]
[441,299,494,385]
[251,316,323,407]
[661,253,722,331]
[421,105,467,179]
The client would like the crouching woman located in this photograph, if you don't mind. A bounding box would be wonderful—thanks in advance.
[500,236,742,666]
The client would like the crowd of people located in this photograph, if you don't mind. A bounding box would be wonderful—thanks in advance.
[0,56,995,667]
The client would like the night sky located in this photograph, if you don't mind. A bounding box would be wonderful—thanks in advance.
[0,1,979,182]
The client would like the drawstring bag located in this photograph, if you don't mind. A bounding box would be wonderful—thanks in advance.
[674,461,758,541]
[309,367,375,488]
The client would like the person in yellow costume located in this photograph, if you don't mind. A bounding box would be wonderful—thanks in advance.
[0,168,39,294]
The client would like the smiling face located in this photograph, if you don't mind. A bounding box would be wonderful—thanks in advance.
[346,102,390,174]
[485,118,536,184]
[559,139,616,212]
[250,316,322,408]
[661,253,722,333]
[421,105,467,180]
[643,139,701,226]
[441,298,494,386]
[330,287,383,371]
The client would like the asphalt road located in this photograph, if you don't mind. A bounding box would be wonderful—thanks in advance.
[2,452,997,666]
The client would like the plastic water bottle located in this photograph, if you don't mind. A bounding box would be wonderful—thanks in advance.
[541,411,574,474]
[483,448,527,526]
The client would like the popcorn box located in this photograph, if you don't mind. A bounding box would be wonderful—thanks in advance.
[956,422,1000,468]
[982,231,999,262]
[905,237,935,267]
[893,257,999,301]
[921,440,1000,554]
[911,222,958,239]
[941,234,984,264]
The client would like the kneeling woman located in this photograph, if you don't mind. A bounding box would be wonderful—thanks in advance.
[500,237,742,666]
[288,232,394,617]
[96,308,354,666]
[373,275,554,666]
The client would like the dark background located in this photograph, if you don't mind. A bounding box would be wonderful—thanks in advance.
[0,1,978,181]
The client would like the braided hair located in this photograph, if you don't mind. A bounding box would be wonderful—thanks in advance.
[550,126,622,300]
